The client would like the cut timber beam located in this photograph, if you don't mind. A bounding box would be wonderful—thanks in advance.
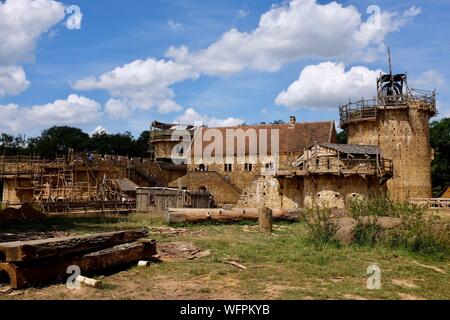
[0,240,156,289]
[0,229,148,262]
[164,208,300,224]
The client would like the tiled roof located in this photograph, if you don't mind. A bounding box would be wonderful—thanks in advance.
[112,178,139,191]
[190,121,336,155]
[319,143,380,155]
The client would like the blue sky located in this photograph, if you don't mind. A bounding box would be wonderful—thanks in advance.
[0,0,449,137]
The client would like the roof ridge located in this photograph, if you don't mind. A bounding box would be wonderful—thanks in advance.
[205,120,335,130]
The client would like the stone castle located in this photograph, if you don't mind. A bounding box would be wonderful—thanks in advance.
[149,69,437,209]
[0,68,435,211]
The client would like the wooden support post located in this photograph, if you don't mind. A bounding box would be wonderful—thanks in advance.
[258,207,273,234]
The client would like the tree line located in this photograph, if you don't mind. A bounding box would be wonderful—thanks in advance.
[0,126,150,159]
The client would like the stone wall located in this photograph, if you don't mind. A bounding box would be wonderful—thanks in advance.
[153,140,179,159]
[347,121,379,145]
[1,179,33,204]
[303,175,386,209]
[237,176,282,208]
[279,177,304,209]
[187,171,241,205]
[378,106,433,201]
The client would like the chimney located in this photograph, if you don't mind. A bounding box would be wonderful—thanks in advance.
[289,116,296,128]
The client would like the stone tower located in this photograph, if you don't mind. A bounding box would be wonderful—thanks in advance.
[339,69,437,202]
[149,121,194,163]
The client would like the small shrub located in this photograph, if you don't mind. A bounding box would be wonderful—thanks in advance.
[303,207,338,245]
[354,219,383,246]
[305,196,450,258]
[347,194,427,219]
[393,212,450,258]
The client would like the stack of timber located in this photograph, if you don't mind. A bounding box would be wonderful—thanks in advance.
[40,200,136,216]
[164,208,301,224]
[0,228,156,289]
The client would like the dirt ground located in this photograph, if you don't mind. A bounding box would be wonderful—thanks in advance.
[0,215,449,300]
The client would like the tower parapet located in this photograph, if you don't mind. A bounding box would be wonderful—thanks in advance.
[339,75,437,128]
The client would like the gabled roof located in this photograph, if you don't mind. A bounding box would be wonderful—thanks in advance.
[111,178,139,192]
[190,121,336,156]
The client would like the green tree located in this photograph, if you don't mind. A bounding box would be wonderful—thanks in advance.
[430,117,450,196]
[336,130,347,144]
[30,126,90,159]
[136,130,150,157]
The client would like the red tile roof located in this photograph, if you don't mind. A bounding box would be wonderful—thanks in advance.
[190,121,336,156]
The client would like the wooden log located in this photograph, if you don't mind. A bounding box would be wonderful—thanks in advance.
[164,208,300,224]
[76,275,102,288]
[258,207,273,233]
[0,240,156,289]
[0,229,148,262]
[137,260,150,267]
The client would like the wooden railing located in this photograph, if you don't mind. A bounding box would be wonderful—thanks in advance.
[292,157,393,177]
[339,93,437,127]
[409,198,450,210]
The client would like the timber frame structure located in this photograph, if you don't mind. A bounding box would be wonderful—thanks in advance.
[0,155,133,209]
[286,143,393,182]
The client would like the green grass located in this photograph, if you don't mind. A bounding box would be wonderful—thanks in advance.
[1,213,449,300]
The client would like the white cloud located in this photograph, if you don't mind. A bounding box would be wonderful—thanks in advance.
[168,20,182,31]
[0,0,65,66]
[436,100,450,119]
[105,99,132,119]
[157,100,183,114]
[0,94,102,134]
[0,66,30,97]
[166,0,420,76]
[90,126,108,136]
[237,7,250,19]
[410,70,445,90]
[275,62,382,109]
[73,58,197,117]
[174,108,243,127]
[0,0,65,97]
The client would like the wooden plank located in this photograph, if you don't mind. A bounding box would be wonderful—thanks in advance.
[165,208,300,224]
[0,229,148,262]
[224,261,247,270]
[0,240,156,289]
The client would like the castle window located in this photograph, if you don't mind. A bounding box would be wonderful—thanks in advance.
[224,163,233,172]
[244,163,253,172]
[265,162,274,169]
